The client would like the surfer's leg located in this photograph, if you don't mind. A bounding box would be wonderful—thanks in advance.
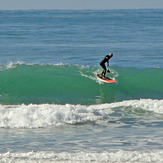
[100,63,106,77]
[102,68,106,76]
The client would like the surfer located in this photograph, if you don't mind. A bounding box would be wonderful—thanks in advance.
[100,53,113,77]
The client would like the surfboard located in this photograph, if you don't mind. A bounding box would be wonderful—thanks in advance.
[96,74,116,83]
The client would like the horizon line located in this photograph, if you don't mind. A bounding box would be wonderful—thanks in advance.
[0,7,163,11]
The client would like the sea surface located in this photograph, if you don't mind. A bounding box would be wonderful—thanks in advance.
[0,9,163,162]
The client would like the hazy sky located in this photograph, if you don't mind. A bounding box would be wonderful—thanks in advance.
[0,0,163,10]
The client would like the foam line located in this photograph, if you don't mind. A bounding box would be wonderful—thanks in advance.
[0,150,163,162]
[0,99,162,128]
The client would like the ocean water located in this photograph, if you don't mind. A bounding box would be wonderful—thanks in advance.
[0,9,163,162]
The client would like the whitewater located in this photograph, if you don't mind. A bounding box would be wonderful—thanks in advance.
[1,99,163,162]
[0,99,163,128]
[0,9,163,162]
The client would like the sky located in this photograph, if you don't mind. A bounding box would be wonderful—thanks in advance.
[0,0,163,10]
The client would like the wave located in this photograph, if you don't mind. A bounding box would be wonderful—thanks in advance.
[0,62,162,105]
[0,99,162,129]
[1,150,163,162]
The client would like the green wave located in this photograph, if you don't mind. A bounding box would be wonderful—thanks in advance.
[0,63,162,104]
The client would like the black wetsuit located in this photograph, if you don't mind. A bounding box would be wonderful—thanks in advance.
[100,55,111,77]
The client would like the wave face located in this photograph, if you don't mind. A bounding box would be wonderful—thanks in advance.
[0,63,162,105]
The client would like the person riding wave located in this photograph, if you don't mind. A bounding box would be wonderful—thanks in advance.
[100,53,113,77]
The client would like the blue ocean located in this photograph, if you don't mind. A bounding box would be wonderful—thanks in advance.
[0,9,163,162]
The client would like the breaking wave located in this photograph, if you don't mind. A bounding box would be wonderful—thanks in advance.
[0,99,162,129]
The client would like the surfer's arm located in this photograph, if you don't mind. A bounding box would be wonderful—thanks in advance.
[107,61,109,67]
[107,61,110,73]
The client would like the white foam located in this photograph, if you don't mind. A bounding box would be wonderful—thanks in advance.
[111,99,163,114]
[79,69,105,84]
[79,70,98,83]
[0,62,72,70]
[110,67,119,81]
[0,150,163,163]
[6,61,24,69]
[0,61,24,71]
[0,103,113,128]
[0,99,162,128]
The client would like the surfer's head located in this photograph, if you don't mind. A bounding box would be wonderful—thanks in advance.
[109,53,113,58]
